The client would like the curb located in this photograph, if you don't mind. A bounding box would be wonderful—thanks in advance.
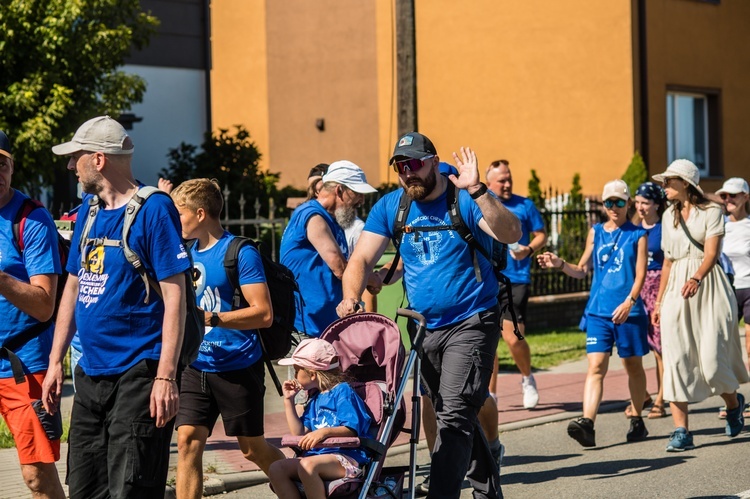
[169,401,633,497]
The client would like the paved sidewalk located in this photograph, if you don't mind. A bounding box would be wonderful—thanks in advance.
[0,332,744,498]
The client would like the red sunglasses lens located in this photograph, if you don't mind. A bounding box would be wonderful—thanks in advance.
[393,158,425,174]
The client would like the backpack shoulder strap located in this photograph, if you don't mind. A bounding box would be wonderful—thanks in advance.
[383,190,412,285]
[122,186,170,304]
[446,183,492,281]
[12,198,44,253]
[223,236,255,310]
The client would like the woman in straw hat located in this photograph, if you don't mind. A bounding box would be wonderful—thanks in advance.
[652,160,749,452]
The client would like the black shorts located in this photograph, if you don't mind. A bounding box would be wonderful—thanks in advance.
[176,361,266,437]
[736,287,750,323]
[498,283,530,324]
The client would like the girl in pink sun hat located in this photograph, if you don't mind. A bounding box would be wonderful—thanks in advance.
[270,339,373,498]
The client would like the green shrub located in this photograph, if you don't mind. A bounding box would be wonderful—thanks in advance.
[621,151,648,197]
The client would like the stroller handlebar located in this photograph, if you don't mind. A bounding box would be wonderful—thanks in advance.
[395,308,425,329]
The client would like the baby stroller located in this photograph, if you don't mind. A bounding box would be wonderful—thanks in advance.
[281,309,427,498]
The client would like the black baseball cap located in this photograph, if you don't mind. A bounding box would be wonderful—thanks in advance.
[389,132,437,164]
[0,131,12,159]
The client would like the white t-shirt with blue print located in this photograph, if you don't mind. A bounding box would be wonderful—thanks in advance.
[191,232,264,372]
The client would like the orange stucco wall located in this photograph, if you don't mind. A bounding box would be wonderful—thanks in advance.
[414,0,636,196]
[644,0,750,192]
[210,0,270,181]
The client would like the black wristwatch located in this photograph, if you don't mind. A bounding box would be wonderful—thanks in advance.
[210,312,220,327]
[470,182,488,199]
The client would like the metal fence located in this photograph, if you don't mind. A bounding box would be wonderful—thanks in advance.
[221,185,607,295]
[530,192,606,296]
[220,186,288,261]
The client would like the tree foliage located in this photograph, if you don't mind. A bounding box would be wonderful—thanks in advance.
[621,151,648,198]
[558,173,588,264]
[160,126,293,219]
[0,0,158,198]
[527,169,545,212]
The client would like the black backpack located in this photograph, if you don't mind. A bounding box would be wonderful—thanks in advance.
[78,187,204,369]
[383,182,523,340]
[0,198,71,384]
[223,236,299,395]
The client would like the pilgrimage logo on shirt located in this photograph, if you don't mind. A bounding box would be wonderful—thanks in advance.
[78,245,109,308]
[406,215,456,266]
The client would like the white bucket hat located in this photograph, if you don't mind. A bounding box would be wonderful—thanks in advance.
[652,159,703,195]
[715,177,749,196]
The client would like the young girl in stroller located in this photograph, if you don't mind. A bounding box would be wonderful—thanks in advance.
[269,338,373,498]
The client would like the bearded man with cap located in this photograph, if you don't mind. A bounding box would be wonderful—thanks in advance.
[337,133,521,499]
[41,116,191,498]
[280,160,378,338]
[651,160,748,452]
[0,131,65,498]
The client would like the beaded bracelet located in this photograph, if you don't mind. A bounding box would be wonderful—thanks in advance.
[154,377,177,382]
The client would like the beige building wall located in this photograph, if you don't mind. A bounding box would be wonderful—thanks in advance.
[415,0,636,196]
[644,0,750,193]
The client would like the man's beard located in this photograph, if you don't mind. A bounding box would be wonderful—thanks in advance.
[404,167,437,200]
[335,205,357,229]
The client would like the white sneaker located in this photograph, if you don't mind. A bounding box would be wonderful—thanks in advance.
[521,375,539,409]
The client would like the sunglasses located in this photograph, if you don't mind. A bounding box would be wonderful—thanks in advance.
[392,155,434,174]
[603,198,627,209]
[719,193,740,200]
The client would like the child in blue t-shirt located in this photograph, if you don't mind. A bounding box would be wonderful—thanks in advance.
[270,338,372,498]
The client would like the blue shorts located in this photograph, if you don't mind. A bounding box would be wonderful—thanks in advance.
[585,314,649,357]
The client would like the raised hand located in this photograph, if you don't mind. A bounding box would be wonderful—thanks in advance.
[449,147,481,191]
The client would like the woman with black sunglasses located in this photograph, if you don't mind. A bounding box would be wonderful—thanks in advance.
[538,179,650,448]
[652,160,748,452]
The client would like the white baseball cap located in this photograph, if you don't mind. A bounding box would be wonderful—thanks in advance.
[716,177,749,196]
[602,179,630,201]
[322,160,377,194]
[52,116,134,156]
[652,159,703,194]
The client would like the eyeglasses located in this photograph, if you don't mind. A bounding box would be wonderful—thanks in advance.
[392,155,434,175]
[720,193,740,199]
[603,198,627,209]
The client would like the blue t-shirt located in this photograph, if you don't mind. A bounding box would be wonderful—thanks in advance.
[66,191,190,376]
[280,200,349,337]
[640,222,664,271]
[0,190,62,378]
[301,382,373,465]
[499,194,545,284]
[586,222,647,318]
[365,186,499,329]
[191,232,264,372]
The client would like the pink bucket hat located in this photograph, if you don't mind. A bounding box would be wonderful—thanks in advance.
[278,338,340,371]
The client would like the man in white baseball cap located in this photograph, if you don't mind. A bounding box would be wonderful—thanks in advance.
[280,160,379,338]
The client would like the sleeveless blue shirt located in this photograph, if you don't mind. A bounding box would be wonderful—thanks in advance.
[586,222,647,318]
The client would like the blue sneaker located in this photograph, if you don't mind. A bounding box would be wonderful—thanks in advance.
[666,427,694,452]
[726,393,746,437]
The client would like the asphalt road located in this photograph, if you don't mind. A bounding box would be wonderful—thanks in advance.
[220,387,750,499]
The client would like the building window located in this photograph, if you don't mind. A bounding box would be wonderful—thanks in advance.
[666,90,720,176]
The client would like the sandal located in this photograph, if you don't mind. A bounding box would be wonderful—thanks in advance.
[624,397,653,418]
[647,404,666,419]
